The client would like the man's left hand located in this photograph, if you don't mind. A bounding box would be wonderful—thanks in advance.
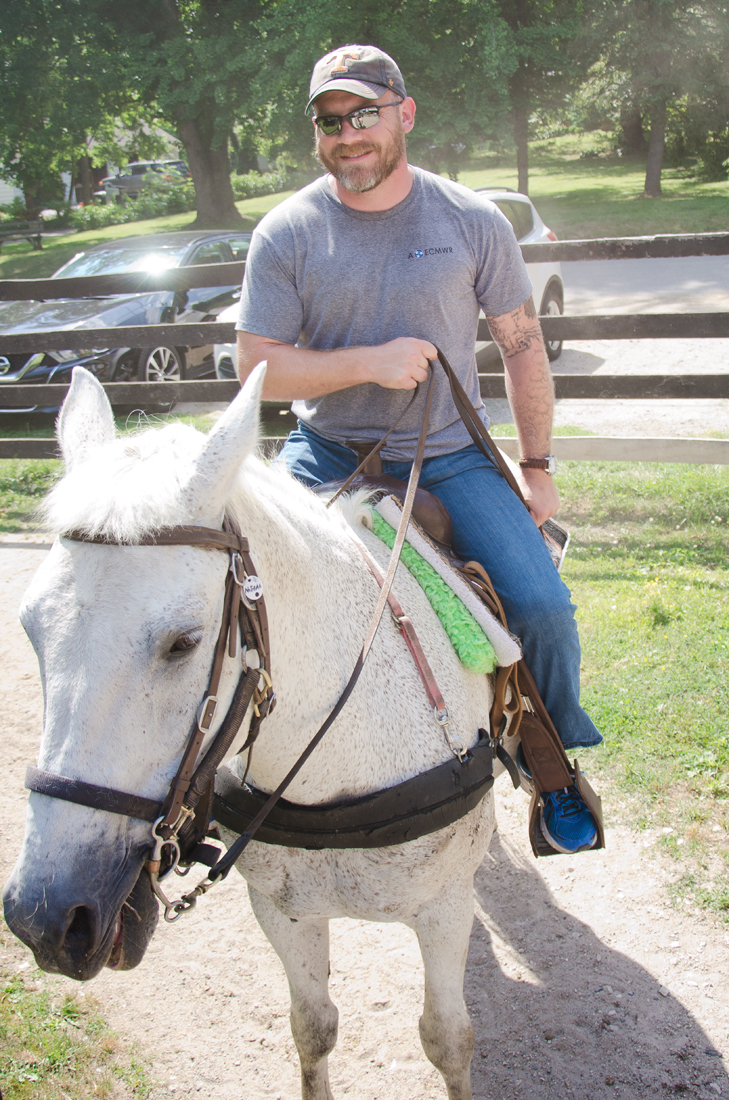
[517,467,560,527]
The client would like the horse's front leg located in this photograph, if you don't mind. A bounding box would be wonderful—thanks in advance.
[248,885,338,1100]
[406,874,476,1100]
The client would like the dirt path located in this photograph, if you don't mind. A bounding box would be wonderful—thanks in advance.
[2,380,729,1100]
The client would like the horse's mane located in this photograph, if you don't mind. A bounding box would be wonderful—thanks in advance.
[42,420,372,544]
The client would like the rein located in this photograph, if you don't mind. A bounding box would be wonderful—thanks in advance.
[26,368,444,922]
[25,349,537,919]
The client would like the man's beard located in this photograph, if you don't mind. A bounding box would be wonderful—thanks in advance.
[316,125,406,193]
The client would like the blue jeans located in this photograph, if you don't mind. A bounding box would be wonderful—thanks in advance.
[280,423,601,750]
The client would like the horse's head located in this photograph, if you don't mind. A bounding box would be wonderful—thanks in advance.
[3,364,266,979]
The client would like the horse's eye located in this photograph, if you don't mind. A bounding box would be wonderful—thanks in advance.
[169,631,202,656]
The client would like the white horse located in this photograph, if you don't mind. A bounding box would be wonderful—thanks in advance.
[3,365,506,1100]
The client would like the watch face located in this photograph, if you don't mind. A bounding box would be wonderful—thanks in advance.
[546,455,557,475]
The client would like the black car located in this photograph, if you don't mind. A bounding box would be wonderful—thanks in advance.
[0,230,250,413]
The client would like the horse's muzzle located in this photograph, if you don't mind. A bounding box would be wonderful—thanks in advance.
[2,856,158,981]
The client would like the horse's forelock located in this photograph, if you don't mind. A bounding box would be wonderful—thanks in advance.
[43,421,207,541]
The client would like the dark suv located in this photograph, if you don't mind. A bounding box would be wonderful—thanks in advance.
[0,230,250,413]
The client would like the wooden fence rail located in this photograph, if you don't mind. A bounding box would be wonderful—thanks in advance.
[1,230,728,302]
[1,230,727,463]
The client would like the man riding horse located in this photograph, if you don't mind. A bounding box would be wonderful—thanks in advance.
[236,44,601,854]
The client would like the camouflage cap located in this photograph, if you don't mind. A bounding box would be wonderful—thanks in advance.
[307,45,406,113]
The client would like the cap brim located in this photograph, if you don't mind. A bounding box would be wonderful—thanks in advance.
[306,78,384,113]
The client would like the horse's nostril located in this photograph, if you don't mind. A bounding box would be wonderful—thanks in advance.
[64,905,96,960]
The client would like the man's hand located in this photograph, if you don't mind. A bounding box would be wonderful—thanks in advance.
[517,466,560,527]
[367,336,437,389]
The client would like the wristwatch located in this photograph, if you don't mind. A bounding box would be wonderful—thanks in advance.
[519,455,557,475]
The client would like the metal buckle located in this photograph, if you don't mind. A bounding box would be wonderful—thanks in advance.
[197,694,218,733]
[229,551,246,586]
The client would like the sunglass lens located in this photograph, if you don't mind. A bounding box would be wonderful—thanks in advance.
[352,110,380,130]
[317,116,341,136]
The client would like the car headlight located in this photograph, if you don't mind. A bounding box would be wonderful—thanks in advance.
[52,348,110,362]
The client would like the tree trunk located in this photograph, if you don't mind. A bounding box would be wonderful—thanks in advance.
[79,154,94,205]
[620,102,647,155]
[176,114,243,228]
[643,99,667,197]
[510,64,530,195]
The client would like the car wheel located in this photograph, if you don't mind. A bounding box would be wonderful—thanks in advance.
[540,285,563,362]
[137,346,186,382]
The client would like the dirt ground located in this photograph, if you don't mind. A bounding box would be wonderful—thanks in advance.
[2,374,729,1100]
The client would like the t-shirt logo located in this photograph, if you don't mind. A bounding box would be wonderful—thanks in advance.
[408,246,454,260]
[329,50,361,74]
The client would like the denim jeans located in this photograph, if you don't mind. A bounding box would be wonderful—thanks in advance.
[279,423,602,750]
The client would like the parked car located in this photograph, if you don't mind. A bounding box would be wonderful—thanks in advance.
[474,188,564,362]
[99,160,189,202]
[0,230,250,413]
[213,300,240,380]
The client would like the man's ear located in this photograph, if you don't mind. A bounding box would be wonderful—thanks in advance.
[401,97,416,133]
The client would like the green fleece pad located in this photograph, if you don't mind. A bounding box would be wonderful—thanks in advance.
[370,509,498,674]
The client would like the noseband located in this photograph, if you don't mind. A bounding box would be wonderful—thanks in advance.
[25,522,276,919]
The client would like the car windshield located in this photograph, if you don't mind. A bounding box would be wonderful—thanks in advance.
[52,245,191,278]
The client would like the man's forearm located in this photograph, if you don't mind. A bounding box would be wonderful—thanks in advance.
[237,333,370,400]
[237,332,435,400]
[503,344,554,458]
[486,298,554,457]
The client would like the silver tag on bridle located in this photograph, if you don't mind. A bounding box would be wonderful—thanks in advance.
[243,575,263,601]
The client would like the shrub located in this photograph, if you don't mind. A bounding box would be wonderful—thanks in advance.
[67,169,289,231]
[69,178,197,231]
[230,168,288,200]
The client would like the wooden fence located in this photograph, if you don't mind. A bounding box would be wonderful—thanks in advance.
[1,231,727,463]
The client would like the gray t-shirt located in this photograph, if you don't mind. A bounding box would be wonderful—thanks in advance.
[237,167,532,460]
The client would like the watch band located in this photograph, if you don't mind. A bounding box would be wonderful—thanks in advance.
[519,455,557,475]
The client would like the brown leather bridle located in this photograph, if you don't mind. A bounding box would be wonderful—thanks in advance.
[25,522,277,920]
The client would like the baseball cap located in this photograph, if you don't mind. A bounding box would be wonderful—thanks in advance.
[306,45,406,113]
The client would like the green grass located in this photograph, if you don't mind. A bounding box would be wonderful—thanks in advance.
[0,931,153,1099]
[459,131,729,239]
[0,411,217,532]
[556,460,729,917]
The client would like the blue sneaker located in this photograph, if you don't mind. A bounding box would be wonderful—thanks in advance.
[541,787,597,854]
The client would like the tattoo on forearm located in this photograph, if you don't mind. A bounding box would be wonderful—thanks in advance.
[486,299,543,360]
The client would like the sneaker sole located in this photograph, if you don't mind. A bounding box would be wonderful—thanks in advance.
[540,807,597,855]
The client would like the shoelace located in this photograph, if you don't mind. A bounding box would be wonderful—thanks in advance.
[546,787,586,819]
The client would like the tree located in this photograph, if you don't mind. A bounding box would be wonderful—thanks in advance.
[97,0,269,227]
[593,0,726,196]
[494,0,591,193]
[0,0,135,212]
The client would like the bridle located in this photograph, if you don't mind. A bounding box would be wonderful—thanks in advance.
[26,523,277,921]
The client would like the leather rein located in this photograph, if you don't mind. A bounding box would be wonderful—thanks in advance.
[25,349,531,920]
[26,367,453,922]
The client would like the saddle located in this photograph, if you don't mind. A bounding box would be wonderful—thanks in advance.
[318,466,605,858]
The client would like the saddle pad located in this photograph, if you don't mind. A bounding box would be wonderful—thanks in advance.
[372,496,522,669]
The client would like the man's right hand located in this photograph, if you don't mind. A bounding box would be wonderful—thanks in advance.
[366,337,437,389]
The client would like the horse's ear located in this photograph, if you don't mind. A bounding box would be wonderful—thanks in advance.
[57,367,116,470]
[183,362,266,519]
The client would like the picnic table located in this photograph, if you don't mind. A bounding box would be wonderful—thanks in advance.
[0,219,43,252]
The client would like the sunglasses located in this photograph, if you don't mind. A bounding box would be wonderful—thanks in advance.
[313,101,402,137]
